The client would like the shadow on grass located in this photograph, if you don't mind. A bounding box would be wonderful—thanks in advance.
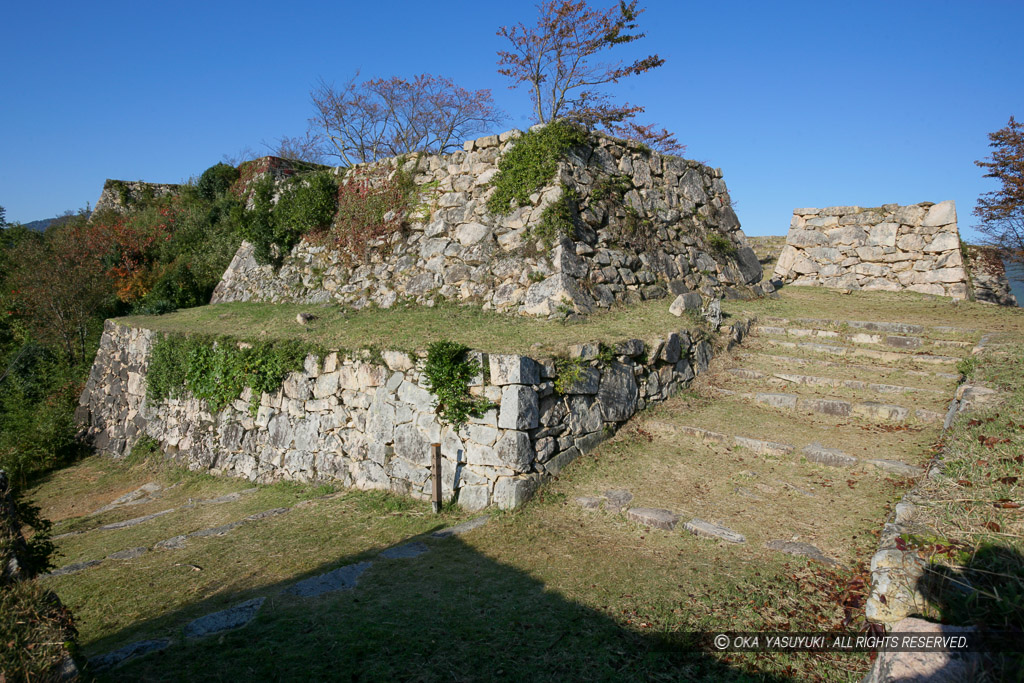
[918,541,1024,678]
[87,529,784,682]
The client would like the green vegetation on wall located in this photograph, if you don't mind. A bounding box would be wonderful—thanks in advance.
[146,332,320,415]
[486,121,588,215]
[238,171,339,267]
[422,341,493,430]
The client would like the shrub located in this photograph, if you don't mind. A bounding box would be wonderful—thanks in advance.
[137,260,208,313]
[312,165,416,262]
[275,171,338,237]
[486,121,588,215]
[197,163,240,201]
[529,185,579,246]
[238,172,339,267]
[147,333,318,414]
[707,232,737,257]
[237,176,280,265]
[422,341,492,430]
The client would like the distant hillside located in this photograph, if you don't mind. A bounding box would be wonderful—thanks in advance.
[22,217,55,232]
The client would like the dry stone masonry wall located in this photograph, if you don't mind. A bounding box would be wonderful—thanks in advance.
[773,201,969,299]
[966,246,1018,306]
[212,128,765,316]
[77,318,750,510]
[93,179,181,215]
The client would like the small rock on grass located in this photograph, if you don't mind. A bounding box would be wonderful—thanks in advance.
[296,312,316,325]
[284,561,372,598]
[431,516,490,538]
[185,597,266,638]
[627,507,680,531]
[379,542,429,559]
[89,638,171,672]
[683,518,746,544]
[603,489,634,512]
[574,496,603,510]
[765,540,837,565]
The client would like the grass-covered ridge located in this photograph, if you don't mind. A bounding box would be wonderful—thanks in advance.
[120,298,702,357]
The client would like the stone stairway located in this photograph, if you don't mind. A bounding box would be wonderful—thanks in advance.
[573,314,976,566]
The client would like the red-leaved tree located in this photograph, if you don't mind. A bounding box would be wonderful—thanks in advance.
[497,0,682,154]
[975,116,1024,266]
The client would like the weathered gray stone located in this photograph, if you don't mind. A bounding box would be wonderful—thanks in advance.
[498,385,539,430]
[493,431,534,472]
[765,540,837,565]
[603,488,633,512]
[432,516,490,537]
[596,362,638,422]
[492,474,540,510]
[669,292,703,316]
[89,639,171,672]
[489,354,540,386]
[185,597,265,638]
[802,443,857,467]
[921,200,956,227]
[379,542,429,559]
[107,547,148,561]
[285,562,372,598]
[627,507,679,530]
[683,519,746,544]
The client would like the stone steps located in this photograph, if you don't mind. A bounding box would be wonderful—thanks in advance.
[717,368,951,414]
[726,367,945,396]
[757,316,978,339]
[707,385,945,425]
[644,420,924,477]
[755,338,961,366]
[734,351,961,384]
[751,324,972,354]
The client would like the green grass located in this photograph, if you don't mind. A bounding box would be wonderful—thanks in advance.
[725,287,1024,335]
[120,298,700,357]
[25,288,1024,680]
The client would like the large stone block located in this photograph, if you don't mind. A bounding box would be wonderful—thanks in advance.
[492,474,540,510]
[923,232,960,253]
[489,354,540,386]
[520,273,595,316]
[596,362,638,422]
[921,200,956,227]
[497,385,539,430]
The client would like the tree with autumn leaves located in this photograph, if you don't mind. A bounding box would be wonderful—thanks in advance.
[975,116,1024,268]
[497,0,682,153]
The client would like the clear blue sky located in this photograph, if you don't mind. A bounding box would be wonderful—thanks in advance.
[2,1,1022,240]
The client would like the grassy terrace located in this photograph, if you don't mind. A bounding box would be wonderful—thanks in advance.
[722,286,1023,335]
[28,287,1024,680]
[120,298,700,357]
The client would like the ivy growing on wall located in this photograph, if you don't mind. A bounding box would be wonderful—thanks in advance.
[422,341,492,430]
[238,171,339,266]
[486,121,588,215]
[146,333,321,415]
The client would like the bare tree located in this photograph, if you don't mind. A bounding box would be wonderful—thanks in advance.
[267,131,328,166]
[309,73,506,166]
[975,116,1024,267]
[497,0,682,154]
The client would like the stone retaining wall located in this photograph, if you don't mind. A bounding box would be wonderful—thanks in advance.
[77,317,752,510]
[773,201,969,299]
[211,128,765,316]
[94,179,181,215]
[966,246,1018,306]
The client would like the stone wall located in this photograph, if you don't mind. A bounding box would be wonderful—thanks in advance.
[773,201,969,299]
[78,317,752,510]
[966,246,1018,306]
[94,179,180,215]
[212,128,765,316]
